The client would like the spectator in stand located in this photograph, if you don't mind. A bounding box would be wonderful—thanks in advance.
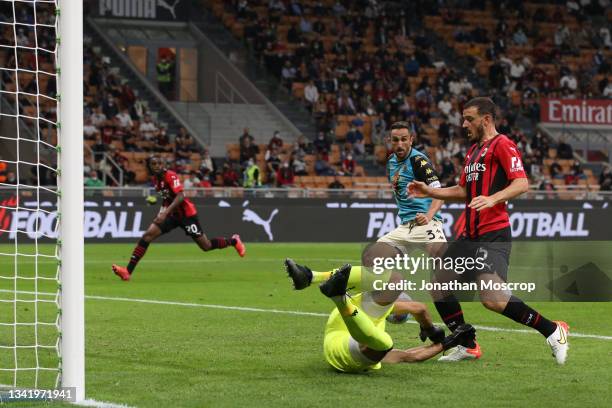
[115,108,133,131]
[268,131,283,150]
[92,135,107,163]
[341,154,356,176]
[139,115,158,141]
[276,162,295,187]
[281,60,297,89]
[200,149,215,175]
[550,161,564,179]
[83,117,99,140]
[313,131,330,157]
[293,134,311,155]
[84,170,104,187]
[437,94,452,117]
[304,80,319,112]
[345,125,365,156]
[560,71,578,91]
[243,159,262,188]
[240,137,260,164]
[183,172,200,189]
[154,126,173,153]
[314,152,335,176]
[266,146,282,184]
[439,157,456,186]
[90,106,107,127]
[174,135,192,166]
[599,166,612,191]
[557,138,574,159]
[239,128,254,146]
[337,92,356,114]
[291,151,308,176]
[199,168,213,188]
[372,113,387,145]
[102,94,119,119]
[222,162,240,187]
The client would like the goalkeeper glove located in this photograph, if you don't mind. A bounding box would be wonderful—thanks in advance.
[419,325,445,343]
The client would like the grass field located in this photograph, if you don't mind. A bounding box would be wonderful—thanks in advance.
[0,242,611,407]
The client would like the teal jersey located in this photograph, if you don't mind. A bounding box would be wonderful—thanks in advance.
[387,148,442,224]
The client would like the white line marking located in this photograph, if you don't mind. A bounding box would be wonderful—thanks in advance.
[77,399,135,408]
[2,289,611,341]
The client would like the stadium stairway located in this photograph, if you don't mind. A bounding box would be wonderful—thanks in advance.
[171,102,297,156]
[85,20,184,138]
[192,11,317,140]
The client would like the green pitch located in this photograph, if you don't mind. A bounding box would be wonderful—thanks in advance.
[0,243,611,407]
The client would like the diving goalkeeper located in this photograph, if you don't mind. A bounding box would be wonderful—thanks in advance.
[284,259,477,372]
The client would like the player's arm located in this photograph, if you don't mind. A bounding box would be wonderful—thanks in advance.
[410,155,446,224]
[408,182,467,201]
[391,299,445,343]
[382,344,443,363]
[469,177,528,211]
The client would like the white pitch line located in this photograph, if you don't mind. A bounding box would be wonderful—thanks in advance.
[87,294,612,341]
[2,289,611,341]
[76,399,135,408]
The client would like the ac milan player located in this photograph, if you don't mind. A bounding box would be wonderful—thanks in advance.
[112,156,245,281]
[408,97,569,364]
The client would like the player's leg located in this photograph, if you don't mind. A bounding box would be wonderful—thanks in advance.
[431,239,481,361]
[319,264,393,362]
[284,258,363,290]
[430,240,468,332]
[476,259,569,364]
[185,216,246,257]
[112,220,167,280]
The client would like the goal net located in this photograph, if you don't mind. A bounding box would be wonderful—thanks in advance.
[0,0,83,400]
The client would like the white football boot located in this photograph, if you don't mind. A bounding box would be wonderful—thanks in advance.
[546,321,570,364]
[438,342,482,361]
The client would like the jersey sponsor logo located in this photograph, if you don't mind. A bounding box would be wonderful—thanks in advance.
[464,163,486,183]
[510,157,523,172]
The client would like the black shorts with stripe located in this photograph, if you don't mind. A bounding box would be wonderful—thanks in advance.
[156,215,204,238]
[443,227,512,282]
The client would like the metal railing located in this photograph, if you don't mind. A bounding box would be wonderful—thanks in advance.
[84,144,123,186]
[214,71,260,127]
[172,86,212,147]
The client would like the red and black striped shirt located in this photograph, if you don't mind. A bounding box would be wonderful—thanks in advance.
[459,134,526,238]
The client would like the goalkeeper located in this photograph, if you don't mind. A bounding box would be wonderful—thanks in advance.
[284,259,477,372]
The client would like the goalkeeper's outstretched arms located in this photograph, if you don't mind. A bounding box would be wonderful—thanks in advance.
[383,324,476,363]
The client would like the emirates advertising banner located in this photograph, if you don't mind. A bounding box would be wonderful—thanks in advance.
[0,194,610,243]
[540,98,612,126]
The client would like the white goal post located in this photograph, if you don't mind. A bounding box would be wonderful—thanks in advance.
[0,0,83,402]
[58,0,84,402]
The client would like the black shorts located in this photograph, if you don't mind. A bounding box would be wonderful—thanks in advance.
[156,215,204,238]
[442,227,512,282]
